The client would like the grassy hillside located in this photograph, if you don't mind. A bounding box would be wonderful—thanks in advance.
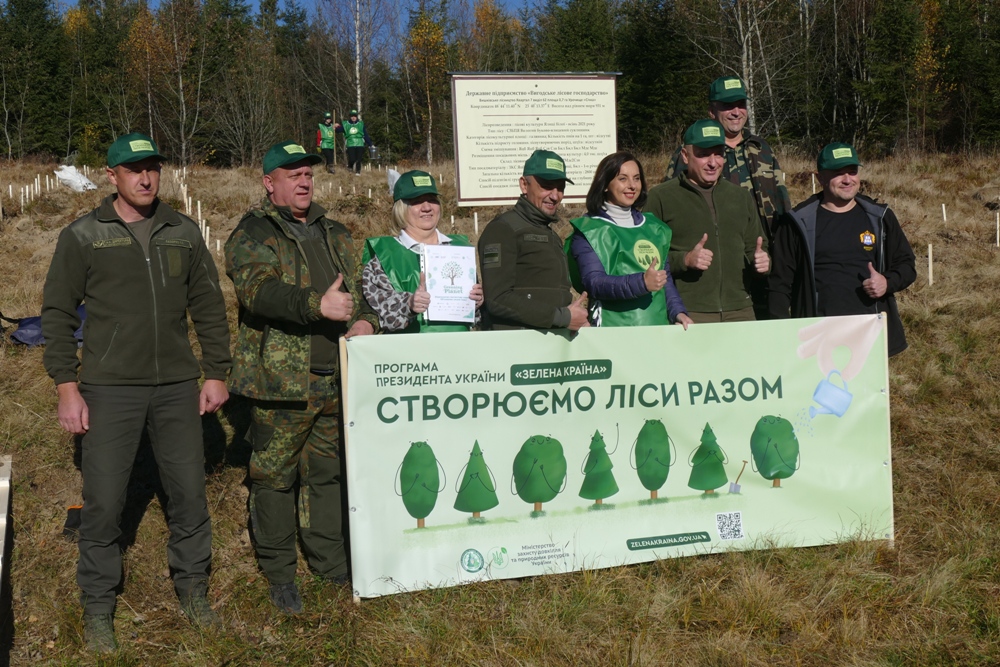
[1,154,999,665]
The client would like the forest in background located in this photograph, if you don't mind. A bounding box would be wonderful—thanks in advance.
[3,0,1000,167]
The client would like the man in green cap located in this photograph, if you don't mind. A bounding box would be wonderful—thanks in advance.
[316,112,337,174]
[336,109,372,175]
[769,142,916,356]
[41,132,231,652]
[478,149,589,331]
[225,140,379,615]
[646,120,770,323]
[665,76,790,317]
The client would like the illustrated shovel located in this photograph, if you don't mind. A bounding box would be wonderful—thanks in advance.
[729,461,748,494]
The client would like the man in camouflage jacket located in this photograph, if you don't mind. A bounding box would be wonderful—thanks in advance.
[664,77,790,318]
[225,141,378,614]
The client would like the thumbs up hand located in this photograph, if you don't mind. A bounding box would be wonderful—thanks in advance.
[862,262,887,298]
[643,257,667,292]
[568,291,590,330]
[684,233,713,271]
[409,272,431,314]
[753,236,770,274]
[320,274,355,321]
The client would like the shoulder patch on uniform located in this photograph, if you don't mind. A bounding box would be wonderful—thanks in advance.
[155,238,193,248]
[93,237,132,249]
[524,234,549,243]
[483,243,501,266]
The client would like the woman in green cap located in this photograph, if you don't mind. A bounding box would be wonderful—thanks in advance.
[566,151,693,328]
[362,170,483,332]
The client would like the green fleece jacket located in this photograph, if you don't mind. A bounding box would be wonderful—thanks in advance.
[41,195,231,386]
[645,173,767,313]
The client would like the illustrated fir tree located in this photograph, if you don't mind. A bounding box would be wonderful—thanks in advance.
[512,435,567,513]
[454,440,499,518]
[398,441,442,528]
[579,429,618,505]
[687,423,729,494]
[634,419,672,499]
[749,416,800,487]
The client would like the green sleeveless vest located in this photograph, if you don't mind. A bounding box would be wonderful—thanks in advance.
[566,213,672,327]
[318,123,336,149]
[343,120,366,148]
[363,235,472,333]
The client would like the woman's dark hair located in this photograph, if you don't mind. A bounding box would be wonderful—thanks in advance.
[586,151,648,215]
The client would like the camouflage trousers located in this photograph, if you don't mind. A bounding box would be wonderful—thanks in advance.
[247,373,345,584]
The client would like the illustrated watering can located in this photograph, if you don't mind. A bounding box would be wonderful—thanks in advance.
[809,370,852,418]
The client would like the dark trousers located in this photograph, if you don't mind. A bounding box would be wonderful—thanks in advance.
[77,380,211,614]
[247,373,345,584]
[321,148,335,169]
[346,146,364,174]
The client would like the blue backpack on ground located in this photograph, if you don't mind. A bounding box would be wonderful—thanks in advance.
[3,305,86,347]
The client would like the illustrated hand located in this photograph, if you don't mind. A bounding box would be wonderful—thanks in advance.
[684,234,713,270]
[57,382,89,435]
[345,320,375,338]
[409,272,431,314]
[675,313,694,331]
[863,262,887,298]
[469,283,484,310]
[754,237,770,274]
[797,316,886,382]
[568,291,590,331]
[320,274,355,321]
[643,258,667,292]
[199,379,229,415]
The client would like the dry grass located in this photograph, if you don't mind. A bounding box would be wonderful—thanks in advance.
[2,153,1000,665]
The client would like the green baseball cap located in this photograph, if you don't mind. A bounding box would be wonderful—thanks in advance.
[708,76,747,104]
[817,142,861,171]
[323,112,332,119]
[107,132,165,168]
[393,170,439,202]
[349,109,359,116]
[522,150,574,184]
[683,119,727,148]
[263,140,323,174]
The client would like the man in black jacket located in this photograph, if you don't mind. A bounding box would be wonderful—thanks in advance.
[768,142,916,356]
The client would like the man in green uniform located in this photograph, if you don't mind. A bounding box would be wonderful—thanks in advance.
[646,120,770,324]
[478,149,589,331]
[316,112,337,174]
[336,109,372,175]
[665,76,790,318]
[41,133,231,653]
[225,140,379,615]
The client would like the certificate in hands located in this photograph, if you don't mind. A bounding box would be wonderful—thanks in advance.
[423,245,476,324]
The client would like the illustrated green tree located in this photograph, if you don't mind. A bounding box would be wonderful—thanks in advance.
[453,440,499,519]
[750,416,800,488]
[687,423,728,494]
[512,435,567,514]
[634,419,672,499]
[441,261,462,285]
[579,429,618,505]
[397,441,443,528]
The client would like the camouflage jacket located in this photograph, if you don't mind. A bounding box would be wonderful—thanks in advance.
[225,198,379,401]
[664,131,791,241]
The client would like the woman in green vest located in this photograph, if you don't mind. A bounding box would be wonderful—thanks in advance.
[567,152,693,328]
[362,171,483,332]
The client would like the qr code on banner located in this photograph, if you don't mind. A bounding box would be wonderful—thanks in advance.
[716,511,744,540]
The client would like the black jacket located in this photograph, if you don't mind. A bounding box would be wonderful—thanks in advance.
[768,194,916,356]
